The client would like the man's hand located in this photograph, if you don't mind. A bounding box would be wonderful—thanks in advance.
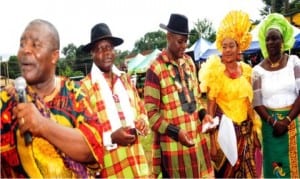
[178,129,195,147]
[13,103,48,137]
[111,127,137,146]
[134,119,149,136]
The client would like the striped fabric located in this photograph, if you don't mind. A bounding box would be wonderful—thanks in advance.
[0,77,103,178]
[144,50,214,178]
[262,108,300,178]
[80,73,149,178]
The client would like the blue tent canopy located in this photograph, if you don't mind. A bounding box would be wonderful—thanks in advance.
[127,53,145,73]
[244,41,260,54]
[132,49,161,73]
[199,48,220,60]
[196,42,220,61]
[193,38,212,61]
[294,33,300,49]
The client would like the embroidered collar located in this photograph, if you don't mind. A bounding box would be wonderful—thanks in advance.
[161,50,191,67]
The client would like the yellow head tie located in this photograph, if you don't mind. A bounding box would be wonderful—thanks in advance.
[216,10,252,52]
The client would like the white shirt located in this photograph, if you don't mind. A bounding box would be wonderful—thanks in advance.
[252,55,300,108]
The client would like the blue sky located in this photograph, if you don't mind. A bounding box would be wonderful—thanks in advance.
[0,0,264,61]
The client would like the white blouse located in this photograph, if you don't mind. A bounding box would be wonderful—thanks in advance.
[252,55,300,108]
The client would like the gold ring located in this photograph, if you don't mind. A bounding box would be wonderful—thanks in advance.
[20,117,25,125]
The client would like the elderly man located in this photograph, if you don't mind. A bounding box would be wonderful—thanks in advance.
[0,19,103,178]
[80,23,149,178]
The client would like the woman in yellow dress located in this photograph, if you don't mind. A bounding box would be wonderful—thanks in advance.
[199,10,261,178]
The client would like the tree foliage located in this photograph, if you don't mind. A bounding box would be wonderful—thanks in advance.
[62,43,77,60]
[1,56,21,79]
[189,18,216,46]
[260,0,299,16]
[133,19,215,53]
[115,49,130,67]
[132,30,166,53]
[57,43,87,77]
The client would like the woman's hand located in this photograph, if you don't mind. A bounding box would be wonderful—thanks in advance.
[202,114,219,133]
[272,119,289,137]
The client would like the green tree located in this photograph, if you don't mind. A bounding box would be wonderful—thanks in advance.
[115,49,130,68]
[189,18,216,46]
[56,58,68,76]
[1,56,19,79]
[72,45,92,76]
[132,30,166,54]
[6,56,20,79]
[57,64,83,77]
[58,43,87,77]
[260,0,299,16]
[62,43,77,61]
[189,28,199,48]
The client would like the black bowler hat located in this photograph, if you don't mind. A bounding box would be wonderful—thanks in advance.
[83,23,123,52]
[159,13,189,35]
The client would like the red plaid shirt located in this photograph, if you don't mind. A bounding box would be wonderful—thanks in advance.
[80,72,149,178]
[144,50,214,178]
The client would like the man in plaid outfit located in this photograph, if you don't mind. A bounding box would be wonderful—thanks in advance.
[80,23,150,178]
[144,13,214,178]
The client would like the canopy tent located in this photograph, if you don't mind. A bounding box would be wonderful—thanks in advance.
[185,40,197,52]
[132,49,161,74]
[193,38,212,62]
[127,53,145,73]
[294,33,300,49]
[196,42,220,61]
[243,41,260,54]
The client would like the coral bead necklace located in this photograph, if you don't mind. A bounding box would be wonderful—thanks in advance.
[226,63,241,79]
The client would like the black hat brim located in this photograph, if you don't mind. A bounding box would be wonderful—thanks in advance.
[159,23,189,35]
[82,36,124,52]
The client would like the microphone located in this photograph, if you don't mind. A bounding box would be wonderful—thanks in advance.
[14,76,32,146]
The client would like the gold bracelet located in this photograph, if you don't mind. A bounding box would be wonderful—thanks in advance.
[286,116,292,122]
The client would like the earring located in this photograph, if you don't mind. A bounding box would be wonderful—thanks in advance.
[281,44,284,53]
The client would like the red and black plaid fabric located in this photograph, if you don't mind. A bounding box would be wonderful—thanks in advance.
[80,73,149,178]
[144,50,214,178]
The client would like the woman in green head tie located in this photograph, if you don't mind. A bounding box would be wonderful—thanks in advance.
[252,13,300,178]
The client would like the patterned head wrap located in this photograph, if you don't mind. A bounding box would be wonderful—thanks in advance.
[216,10,252,52]
[258,13,295,58]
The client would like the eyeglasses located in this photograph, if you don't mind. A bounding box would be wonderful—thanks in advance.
[93,44,114,53]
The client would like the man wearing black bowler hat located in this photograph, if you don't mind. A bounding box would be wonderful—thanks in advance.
[144,13,214,178]
[80,23,150,178]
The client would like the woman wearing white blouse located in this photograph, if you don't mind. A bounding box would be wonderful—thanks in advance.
[252,13,300,178]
